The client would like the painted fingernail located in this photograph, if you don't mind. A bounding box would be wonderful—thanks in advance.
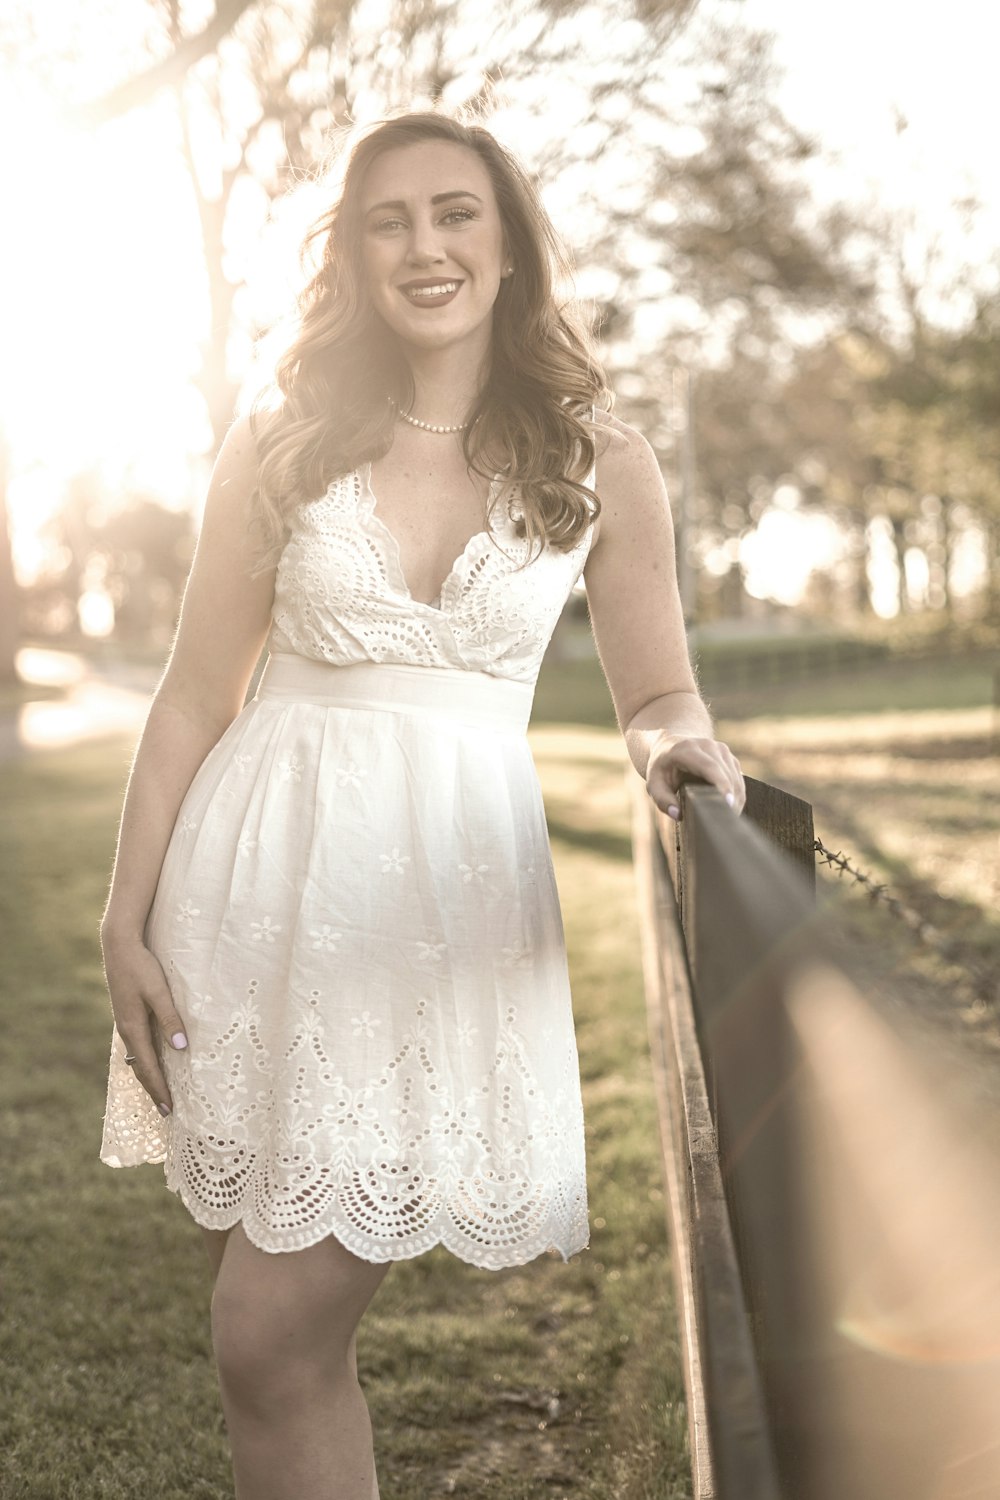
[157,1102,172,1117]
[725,792,735,807]
[667,805,680,820]
[171,1032,188,1050]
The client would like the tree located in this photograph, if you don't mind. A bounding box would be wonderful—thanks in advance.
[0,434,18,683]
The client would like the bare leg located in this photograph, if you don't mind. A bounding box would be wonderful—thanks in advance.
[201,1222,390,1500]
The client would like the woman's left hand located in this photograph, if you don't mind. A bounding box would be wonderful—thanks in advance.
[645,734,745,821]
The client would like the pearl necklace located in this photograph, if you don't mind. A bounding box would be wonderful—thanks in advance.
[388,397,468,434]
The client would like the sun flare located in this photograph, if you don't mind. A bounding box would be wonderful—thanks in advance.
[0,78,210,563]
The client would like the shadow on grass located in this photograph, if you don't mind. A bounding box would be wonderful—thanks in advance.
[760,735,994,762]
[547,818,633,865]
[532,656,618,730]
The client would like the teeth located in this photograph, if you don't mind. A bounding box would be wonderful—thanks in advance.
[405,283,458,298]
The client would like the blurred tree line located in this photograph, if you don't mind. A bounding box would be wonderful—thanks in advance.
[1,0,997,680]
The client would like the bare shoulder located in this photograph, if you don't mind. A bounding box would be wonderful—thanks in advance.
[590,410,669,542]
[205,412,261,518]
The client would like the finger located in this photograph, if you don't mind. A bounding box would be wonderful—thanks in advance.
[646,778,683,819]
[679,746,744,807]
[649,752,742,817]
[143,971,189,1056]
[118,1019,174,1117]
[718,748,747,812]
[651,748,727,805]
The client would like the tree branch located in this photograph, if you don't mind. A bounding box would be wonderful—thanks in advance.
[77,0,259,126]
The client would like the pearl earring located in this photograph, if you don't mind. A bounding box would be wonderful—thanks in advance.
[502,264,514,278]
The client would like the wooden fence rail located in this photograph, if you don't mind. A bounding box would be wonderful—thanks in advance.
[631,772,1000,1500]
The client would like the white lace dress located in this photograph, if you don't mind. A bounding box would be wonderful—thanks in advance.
[100,460,595,1268]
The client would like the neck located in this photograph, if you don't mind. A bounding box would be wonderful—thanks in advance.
[398,333,491,427]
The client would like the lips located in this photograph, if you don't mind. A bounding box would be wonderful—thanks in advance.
[398,278,464,307]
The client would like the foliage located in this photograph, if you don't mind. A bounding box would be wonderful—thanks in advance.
[2,0,997,639]
[19,482,194,645]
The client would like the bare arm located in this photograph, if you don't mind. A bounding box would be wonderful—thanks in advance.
[584,415,745,818]
[100,414,276,1112]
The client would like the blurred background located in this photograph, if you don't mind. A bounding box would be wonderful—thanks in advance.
[1,0,998,691]
[2,7,999,1496]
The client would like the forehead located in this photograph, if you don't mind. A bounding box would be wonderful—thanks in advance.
[360,139,496,209]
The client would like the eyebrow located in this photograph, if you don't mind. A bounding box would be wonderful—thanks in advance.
[364,190,484,216]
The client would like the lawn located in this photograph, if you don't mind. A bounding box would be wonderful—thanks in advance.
[3,635,997,1499]
[0,718,689,1499]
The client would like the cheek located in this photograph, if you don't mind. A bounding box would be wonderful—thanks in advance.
[362,242,395,292]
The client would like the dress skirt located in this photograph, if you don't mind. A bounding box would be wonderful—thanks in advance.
[100,653,590,1269]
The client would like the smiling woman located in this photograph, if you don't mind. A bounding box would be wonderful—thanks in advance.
[250,112,604,573]
[96,109,745,1500]
[361,153,508,359]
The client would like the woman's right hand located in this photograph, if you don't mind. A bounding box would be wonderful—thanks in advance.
[101,926,189,1117]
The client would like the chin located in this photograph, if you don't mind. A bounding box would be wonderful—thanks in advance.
[389,311,494,355]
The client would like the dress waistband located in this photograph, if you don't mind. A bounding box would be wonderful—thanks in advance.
[255,653,534,733]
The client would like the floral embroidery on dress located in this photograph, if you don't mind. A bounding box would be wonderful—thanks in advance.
[310,926,342,951]
[335,763,367,788]
[416,941,446,963]
[352,1011,381,1038]
[250,916,281,943]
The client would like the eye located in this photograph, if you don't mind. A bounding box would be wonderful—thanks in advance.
[441,207,476,224]
[369,216,407,234]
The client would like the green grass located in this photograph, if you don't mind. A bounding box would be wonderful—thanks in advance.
[707,649,996,721]
[0,735,688,1500]
[533,640,996,728]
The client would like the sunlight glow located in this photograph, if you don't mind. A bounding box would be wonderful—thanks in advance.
[739,505,846,606]
[0,80,209,546]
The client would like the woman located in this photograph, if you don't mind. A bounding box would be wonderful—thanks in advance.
[99,111,744,1500]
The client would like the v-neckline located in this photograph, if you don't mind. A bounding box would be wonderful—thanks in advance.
[361,461,504,613]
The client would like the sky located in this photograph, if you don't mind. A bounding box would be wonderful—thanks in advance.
[738,0,1000,250]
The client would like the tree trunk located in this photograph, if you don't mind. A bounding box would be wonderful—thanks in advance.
[851,509,872,619]
[984,513,1000,623]
[890,514,909,614]
[939,493,953,621]
[0,437,20,685]
[198,188,240,448]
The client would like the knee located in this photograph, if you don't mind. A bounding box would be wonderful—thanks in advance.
[210,1284,347,1411]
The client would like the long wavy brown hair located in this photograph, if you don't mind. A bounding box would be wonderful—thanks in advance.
[250,110,612,570]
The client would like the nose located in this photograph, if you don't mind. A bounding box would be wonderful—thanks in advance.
[405,211,446,267]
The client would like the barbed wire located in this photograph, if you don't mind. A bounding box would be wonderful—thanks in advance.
[813,836,996,1007]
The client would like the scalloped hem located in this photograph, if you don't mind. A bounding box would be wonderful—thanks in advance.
[165,1171,589,1270]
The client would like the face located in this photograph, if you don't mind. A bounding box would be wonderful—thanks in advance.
[358,140,508,359]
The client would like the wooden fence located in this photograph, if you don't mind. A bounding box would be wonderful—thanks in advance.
[631,773,1000,1500]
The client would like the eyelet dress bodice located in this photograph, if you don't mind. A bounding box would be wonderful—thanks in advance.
[268,464,596,683]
